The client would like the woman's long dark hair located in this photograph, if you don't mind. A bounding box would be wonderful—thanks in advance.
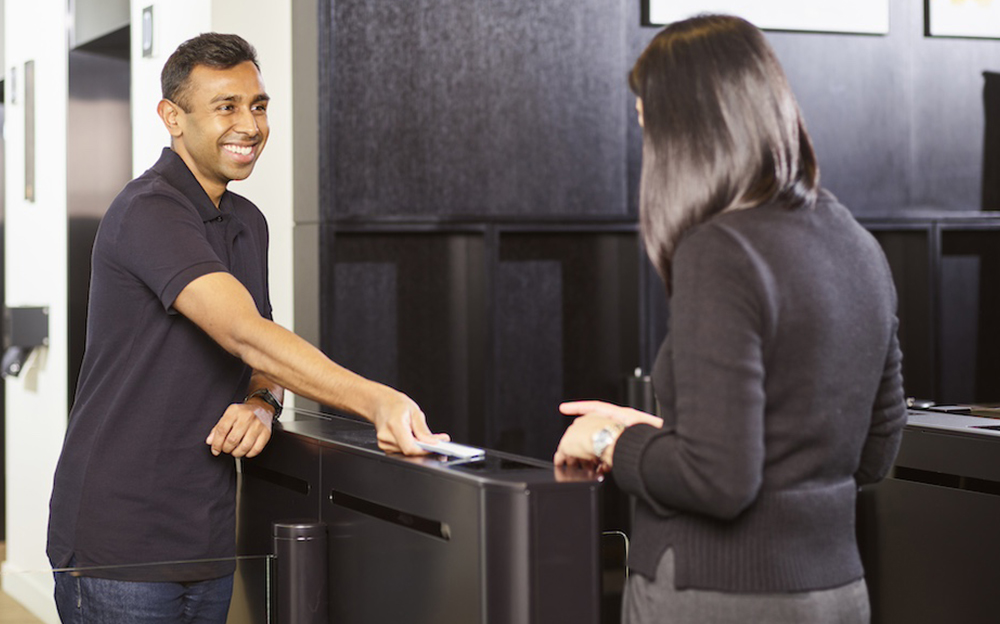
[629,15,819,287]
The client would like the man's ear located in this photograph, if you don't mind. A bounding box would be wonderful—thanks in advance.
[157,99,184,138]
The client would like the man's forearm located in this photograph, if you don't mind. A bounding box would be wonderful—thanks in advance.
[174,271,402,427]
[232,316,390,422]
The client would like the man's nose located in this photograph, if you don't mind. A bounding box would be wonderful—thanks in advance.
[233,107,261,137]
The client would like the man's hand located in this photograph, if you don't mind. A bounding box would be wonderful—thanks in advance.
[206,401,273,458]
[371,390,449,456]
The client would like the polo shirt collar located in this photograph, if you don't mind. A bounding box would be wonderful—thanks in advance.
[151,147,231,223]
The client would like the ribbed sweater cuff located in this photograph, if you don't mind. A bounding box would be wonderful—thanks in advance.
[611,423,661,501]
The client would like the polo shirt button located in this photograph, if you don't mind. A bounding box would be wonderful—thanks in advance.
[215,216,224,222]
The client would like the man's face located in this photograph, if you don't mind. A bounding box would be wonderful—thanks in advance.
[170,61,270,202]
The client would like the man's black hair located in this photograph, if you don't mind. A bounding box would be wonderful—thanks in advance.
[161,33,259,111]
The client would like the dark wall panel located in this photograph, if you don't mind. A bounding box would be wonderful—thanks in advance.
[758,1,1000,214]
[323,0,1000,220]
[332,262,399,385]
[494,260,564,456]
[494,232,641,459]
[865,228,934,399]
[326,232,487,442]
[938,255,979,402]
[763,13,914,214]
[625,1,1000,215]
[940,230,1000,403]
[325,0,630,218]
[910,38,1000,211]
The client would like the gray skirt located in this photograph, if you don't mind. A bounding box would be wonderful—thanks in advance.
[622,549,870,624]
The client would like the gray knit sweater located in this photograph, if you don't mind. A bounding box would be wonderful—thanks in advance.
[613,190,907,593]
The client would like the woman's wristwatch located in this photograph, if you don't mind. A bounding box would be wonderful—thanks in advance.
[592,422,626,463]
[246,387,283,422]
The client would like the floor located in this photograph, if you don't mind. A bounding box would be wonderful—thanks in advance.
[0,544,46,624]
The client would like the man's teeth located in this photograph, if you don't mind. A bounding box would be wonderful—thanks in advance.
[225,145,252,156]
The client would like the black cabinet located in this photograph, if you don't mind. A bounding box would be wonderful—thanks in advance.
[859,414,1000,624]
[238,415,601,624]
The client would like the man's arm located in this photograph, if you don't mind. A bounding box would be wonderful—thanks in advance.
[174,271,443,455]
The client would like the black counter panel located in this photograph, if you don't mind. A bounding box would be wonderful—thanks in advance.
[859,412,1000,624]
[238,415,601,624]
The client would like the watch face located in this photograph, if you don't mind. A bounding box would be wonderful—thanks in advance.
[593,428,612,458]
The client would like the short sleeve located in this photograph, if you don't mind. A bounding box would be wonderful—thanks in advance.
[114,192,228,312]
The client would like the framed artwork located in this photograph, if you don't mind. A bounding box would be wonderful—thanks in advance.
[926,0,1000,39]
[643,0,890,35]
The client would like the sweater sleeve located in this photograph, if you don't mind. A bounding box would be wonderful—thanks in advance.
[854,321,906,485]
[613,224,772,520]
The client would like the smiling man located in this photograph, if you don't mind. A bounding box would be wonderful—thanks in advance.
[46,33,445,623]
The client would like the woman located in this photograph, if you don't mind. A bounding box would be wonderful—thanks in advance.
[554,15,906,624]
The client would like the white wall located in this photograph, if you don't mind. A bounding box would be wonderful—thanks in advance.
[2,1,69,622]
[213,0,298,334]
[131,0,212,173]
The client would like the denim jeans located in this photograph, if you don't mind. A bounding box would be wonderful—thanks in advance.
[53,564,234,624]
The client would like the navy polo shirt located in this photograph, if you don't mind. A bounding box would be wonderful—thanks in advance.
[47,148,273,581]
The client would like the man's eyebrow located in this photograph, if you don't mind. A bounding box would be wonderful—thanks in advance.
[208,93,271,104]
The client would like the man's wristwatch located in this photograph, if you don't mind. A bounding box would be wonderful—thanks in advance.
[245,388,282,422]
[592,422,625,463]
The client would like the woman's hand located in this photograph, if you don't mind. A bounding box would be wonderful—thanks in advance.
[559,400,663,428]
[554,401,663,471]
[554,414,620,470]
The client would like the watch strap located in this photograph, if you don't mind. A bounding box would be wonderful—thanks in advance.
[246,387,282,421]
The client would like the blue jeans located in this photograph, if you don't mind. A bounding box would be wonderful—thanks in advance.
[54,566,233,624]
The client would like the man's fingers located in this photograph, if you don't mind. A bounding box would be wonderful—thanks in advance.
[235,425,271,458]
[244,429,272,458]
[390,413,425,456]
[375,429,402,454]
[208,406,240,455]
[411,408,452,444]
[410,408,435,440]
[222,418,252,453]
[208,404,275,458]
[211,422,233,456]
[230,427,256,458]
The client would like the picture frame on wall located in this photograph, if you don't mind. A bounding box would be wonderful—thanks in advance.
[926,0,1000,39]
[643,0,890,35]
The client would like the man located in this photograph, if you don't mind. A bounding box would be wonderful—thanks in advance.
[47,33,444,623]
